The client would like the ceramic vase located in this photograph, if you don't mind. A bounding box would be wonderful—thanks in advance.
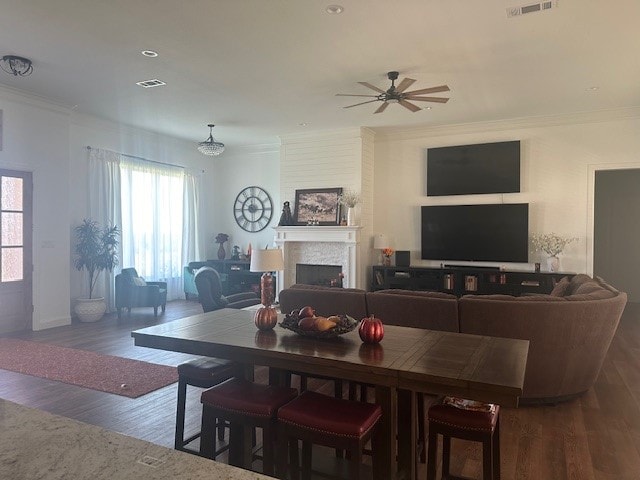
[347,207,355,226]
[217,243,226,260]
[547,256,560,272]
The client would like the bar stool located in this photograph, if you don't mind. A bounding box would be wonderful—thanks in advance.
[427,397,501,480]
[277,390,382,480]
[200,378,298,476]
[174,357,239,454]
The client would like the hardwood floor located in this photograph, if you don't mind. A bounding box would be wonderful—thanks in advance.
[1,300,639,479]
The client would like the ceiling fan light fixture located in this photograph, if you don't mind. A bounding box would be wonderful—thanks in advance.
[197,124,225,156]
[1,55,33,76]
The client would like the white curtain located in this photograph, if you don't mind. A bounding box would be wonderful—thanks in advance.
[88,148,122,310]
[88,148,200,304]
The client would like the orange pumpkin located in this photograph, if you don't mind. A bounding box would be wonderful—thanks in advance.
[254,306,278,331]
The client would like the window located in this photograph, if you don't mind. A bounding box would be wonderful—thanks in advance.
[120,159,187,299]
[1,175,24,282]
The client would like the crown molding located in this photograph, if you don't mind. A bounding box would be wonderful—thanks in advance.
[372,107,640,142]
[0,83,71,115]
[279,127,375,146]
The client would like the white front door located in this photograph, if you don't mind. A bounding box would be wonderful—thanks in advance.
[0,169,33,333]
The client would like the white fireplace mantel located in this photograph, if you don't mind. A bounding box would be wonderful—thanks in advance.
[273,226,362,291]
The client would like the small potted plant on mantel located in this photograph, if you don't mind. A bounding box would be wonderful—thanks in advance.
[74,219,120,322]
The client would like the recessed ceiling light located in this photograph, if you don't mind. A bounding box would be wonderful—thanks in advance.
[141,50,158,58]
[587,86,599,91]
[424,106,432,110]
[298,122,309,127]
[326,5,344,14]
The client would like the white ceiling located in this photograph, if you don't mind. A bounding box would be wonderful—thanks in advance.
[1,0,639,148]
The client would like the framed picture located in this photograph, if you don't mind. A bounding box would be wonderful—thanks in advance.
[293,187,343,226]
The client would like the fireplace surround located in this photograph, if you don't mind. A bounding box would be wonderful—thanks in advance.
[273,226,362,291]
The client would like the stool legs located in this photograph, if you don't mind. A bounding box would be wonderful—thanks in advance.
[426,418,501,480]
[175,377,188,450]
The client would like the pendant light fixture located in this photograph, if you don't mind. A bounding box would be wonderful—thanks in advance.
[197,124,225,156]
[1,55,33,76]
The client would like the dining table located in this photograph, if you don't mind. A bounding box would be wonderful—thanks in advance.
[132,308,529,480]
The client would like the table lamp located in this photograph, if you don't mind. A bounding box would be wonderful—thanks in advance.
[373,234,390,265]
[249,248,284,330]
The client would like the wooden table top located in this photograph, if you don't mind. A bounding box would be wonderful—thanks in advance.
[132,308,528,407]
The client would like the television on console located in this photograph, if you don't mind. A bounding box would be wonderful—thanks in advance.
[421,203,529,263]
[426,141,520,196]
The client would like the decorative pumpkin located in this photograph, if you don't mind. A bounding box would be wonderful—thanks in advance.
[358,315,384,344]
[254,306,278,331]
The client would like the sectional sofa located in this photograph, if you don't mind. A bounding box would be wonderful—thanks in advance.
[278,275,627,404]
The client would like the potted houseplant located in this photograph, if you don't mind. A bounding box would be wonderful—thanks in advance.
[74,219,120,322]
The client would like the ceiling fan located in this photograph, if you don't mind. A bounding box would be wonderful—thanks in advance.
[336,71,450,113]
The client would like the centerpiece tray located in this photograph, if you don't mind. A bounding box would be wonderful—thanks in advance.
[279,313,358,339]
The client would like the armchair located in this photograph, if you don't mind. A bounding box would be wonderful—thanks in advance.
[115,267,167,318]
[194,267,259,312]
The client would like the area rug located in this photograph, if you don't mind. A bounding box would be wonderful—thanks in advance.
[0,338,178,398]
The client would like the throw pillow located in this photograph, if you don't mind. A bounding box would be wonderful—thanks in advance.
[133,277,147,286]
[550,276,571,297]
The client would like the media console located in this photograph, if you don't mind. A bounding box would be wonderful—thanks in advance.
[371,265,574,297]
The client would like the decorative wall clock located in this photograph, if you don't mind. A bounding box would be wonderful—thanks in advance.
[233,186,273,232]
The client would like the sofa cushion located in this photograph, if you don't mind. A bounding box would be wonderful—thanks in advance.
[290,284,366,294]
[366,290,459,331]
[279,285,368,320]
[566,274,595,295]
[595,276,620,294]
[461,294,566,302]
[132,277,147,287]
[564,289,616,301]
[550,276,571,297]
[373,289,457,300]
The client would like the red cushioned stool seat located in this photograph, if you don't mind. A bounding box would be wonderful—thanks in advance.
[277,390,382,480]
[174,357,239,454]
[427,397,501,480]
[200,378,298,476]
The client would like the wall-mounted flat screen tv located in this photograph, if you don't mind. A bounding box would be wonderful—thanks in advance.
[427,140,520,196]
[421,203,529,263]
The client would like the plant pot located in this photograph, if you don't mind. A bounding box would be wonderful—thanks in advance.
[75,297,107,322]
[347,207,356,226]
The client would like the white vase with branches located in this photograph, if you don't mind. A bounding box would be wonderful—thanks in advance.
[338,190,360,226]
[531,233,577,272]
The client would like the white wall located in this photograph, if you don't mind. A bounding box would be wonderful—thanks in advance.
[373,109,640,276]
[209,144,280,257]
[0,87,71,330]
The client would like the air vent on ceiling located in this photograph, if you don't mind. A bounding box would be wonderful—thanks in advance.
[506,0,557,17]
[135,79,166,88]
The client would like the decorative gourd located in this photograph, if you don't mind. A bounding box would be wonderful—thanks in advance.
[254,306,278,331]
[358,315,384,344]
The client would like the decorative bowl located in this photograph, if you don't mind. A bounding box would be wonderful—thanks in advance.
[279,313,358,339]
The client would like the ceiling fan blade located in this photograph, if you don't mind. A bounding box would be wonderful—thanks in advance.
[404,85,450,96]
[343,99,381,109]
[358,81,385,94]
[335,93,379,98]
[374,102,389,114]
[404,96,450,103]
[395,78,416,93]
[399,100,421,112]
